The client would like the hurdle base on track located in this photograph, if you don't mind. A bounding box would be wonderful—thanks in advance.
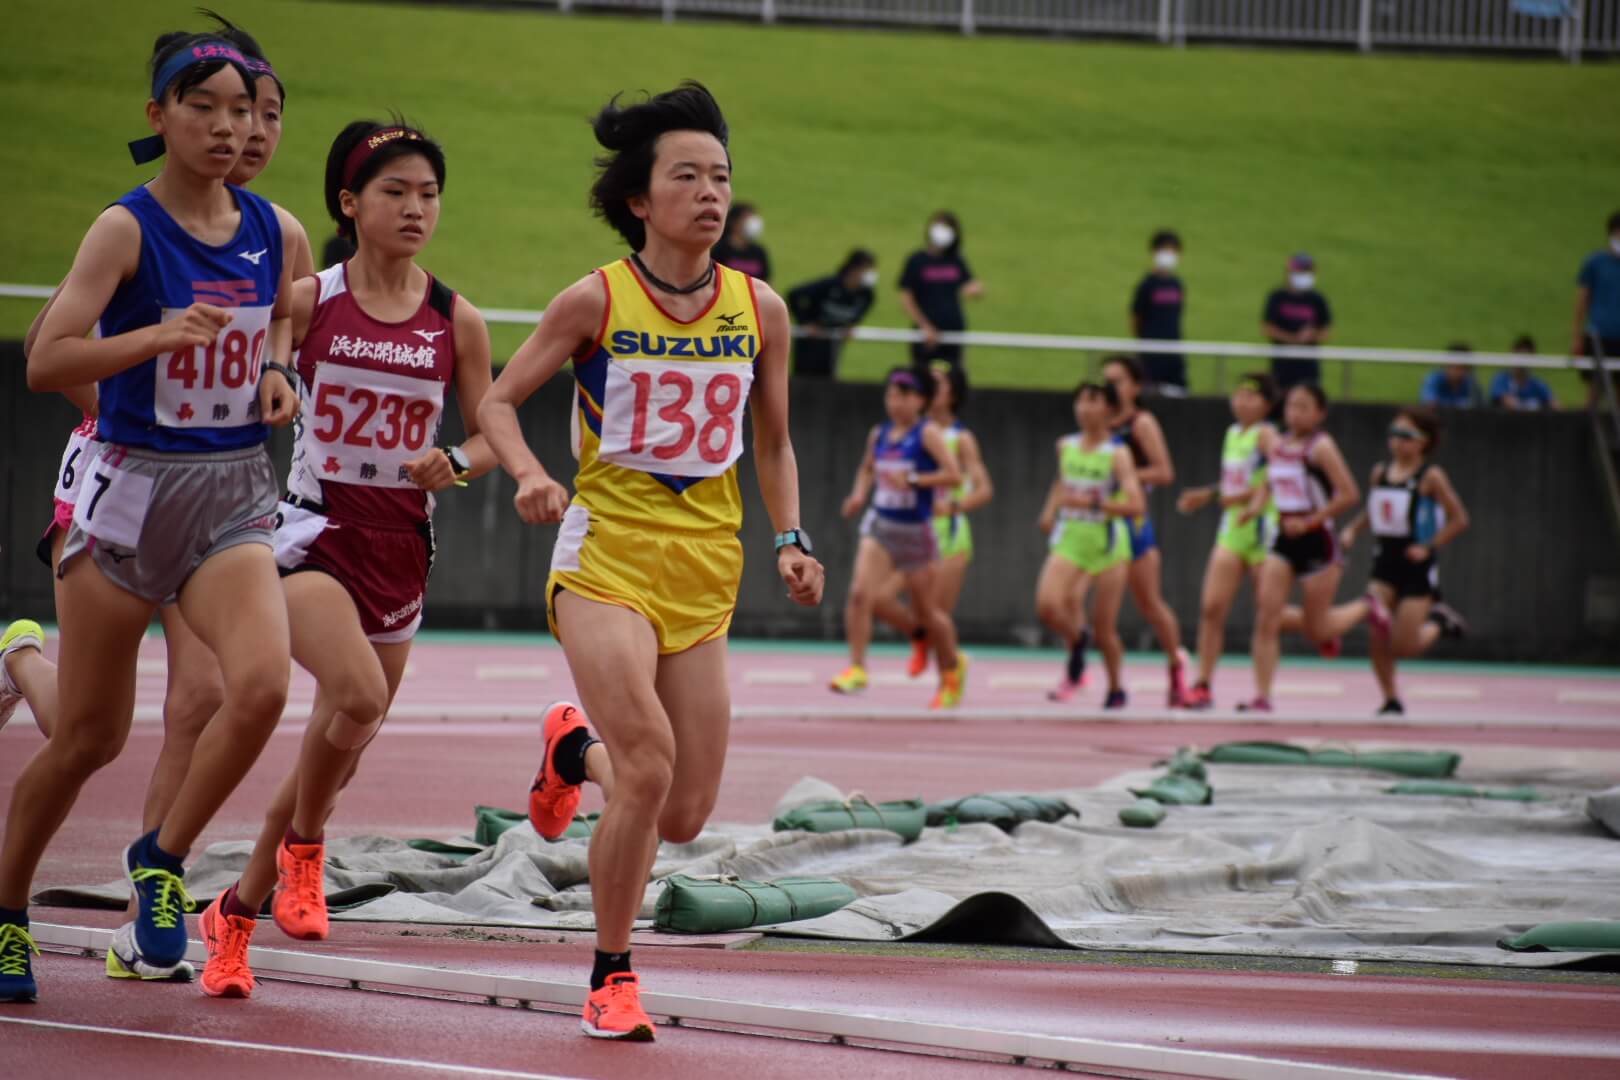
[31,923,1440,1080]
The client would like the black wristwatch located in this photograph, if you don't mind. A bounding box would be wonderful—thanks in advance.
[442,445,471,478]
[261,360,298,391]
[774,528,813,556]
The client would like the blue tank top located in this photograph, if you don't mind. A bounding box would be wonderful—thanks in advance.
[871,420,937,523]
[97,184,283,452]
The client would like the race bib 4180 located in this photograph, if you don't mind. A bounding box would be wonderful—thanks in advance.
[154,305,273,429]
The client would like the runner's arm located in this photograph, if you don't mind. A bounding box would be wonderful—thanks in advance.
[1420,464,1470,550]
[446,297,499,481]
[953,429,993,514]
[22,279,99,416]
[751,284,824,606]
[1305,434,1360,527]
[479,274,601,488]
[1108,447,1146,519]
[1132,412,1175,487]
[914,421,962,490]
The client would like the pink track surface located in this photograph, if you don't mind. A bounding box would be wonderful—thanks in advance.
[4,638,1619,1079]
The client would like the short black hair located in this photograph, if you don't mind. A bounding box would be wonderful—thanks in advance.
[1101,354,1144,386]
[1446,341,1472,354]
[149,30,257,104]
[324,118,447,243]
[929,210,962,256]
[933,362,968,413]
[1289,382,1328,411]
[839,248,876,276]
[724,201,756,237]
[1237,371,1279,403]
[1512,333,1536,353]
[197,8,285,105]
[1394,406,1442,453]
[589,81,729,251]
[1609,209,1620,234]
[1074,379,1120,410]
[886,364,936,407]
[1150,229,1181,251]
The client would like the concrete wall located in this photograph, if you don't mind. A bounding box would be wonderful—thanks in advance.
[5,343,1617,662]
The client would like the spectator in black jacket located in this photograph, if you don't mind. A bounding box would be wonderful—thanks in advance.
[1261,252,1333,390]
[787,249,878,377]
[899,210,983,370]
[1131,229,1187,396]
[712,202,771,282]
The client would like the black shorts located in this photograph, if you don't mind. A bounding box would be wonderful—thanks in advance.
[1371,547,1439,601]
[1270,522,1338,578]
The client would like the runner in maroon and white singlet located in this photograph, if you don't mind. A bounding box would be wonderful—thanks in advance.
[198,119,497,999]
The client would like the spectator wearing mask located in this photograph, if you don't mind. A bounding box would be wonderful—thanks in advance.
[1420,343,1485,409]
[1261,253,1333,389]
[787,249,879,377]
[899,210,983,369]
[1130,229,1187,396]
[321,229,356,269]
[1489,335,1556,411]
[712,202,771,281]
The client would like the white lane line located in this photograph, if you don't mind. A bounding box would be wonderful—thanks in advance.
[987,674,1059,690]
[0,1016,586,1080]
[29,926,1440,1080]
[1274,681,1345,698]
[729,705,1620,730]
[475,665,550,681]
[742,669,813,686]
[1557,689,1620,705]
[1406,686,1480,701]
[868,672,921,687]
[1129,677,1168,693]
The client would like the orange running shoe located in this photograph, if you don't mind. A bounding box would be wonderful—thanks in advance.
[905,634,929,678]
[581,972,657,1041]
[199,895,256,998]
[272,839,329,941]
[529,701,590,840]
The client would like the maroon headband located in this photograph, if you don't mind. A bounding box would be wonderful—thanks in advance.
[341,127,423,191]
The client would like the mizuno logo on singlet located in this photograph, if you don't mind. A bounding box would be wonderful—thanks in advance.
[609,331,754,359]
[411,329,445,343]
[716,311,743,325]
[238,248,269,265]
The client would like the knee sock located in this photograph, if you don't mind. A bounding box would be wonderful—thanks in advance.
[220,884,258,921]
[133,829,185,871]
[591,948,632,991]
[553,727,599,787]
[1066,631,1090,683]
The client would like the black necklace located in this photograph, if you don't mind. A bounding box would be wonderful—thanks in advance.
[631,252,715,295]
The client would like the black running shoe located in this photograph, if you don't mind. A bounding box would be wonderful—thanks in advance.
[1428,602,1469,640]
[1377,698,1406,716]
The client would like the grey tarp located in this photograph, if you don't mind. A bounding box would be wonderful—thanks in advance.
[37,766,1620,967]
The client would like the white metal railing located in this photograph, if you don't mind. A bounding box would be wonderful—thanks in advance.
[514,0,1617,59]
[5,281,1613,396]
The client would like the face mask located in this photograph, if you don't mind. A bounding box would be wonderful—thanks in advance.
[928,222,956,249]
[743,215,764,241]
[860,268,879,288]
[1290,272,1315,291]
[1611,236,1620,256]
[1153,249,1179,271]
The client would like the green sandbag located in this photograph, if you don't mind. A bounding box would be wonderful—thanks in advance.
[475,805,600,846]
[1165,749,1207,781]
[653,874,857,932]
[1118,798,1168,828]
[1386,781,1543,801]
[925,793,1076,831]
[1129,774,1212,806]
[1499,921,1620,953]
[1203,741,1459,778]
[772,797,926,842]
